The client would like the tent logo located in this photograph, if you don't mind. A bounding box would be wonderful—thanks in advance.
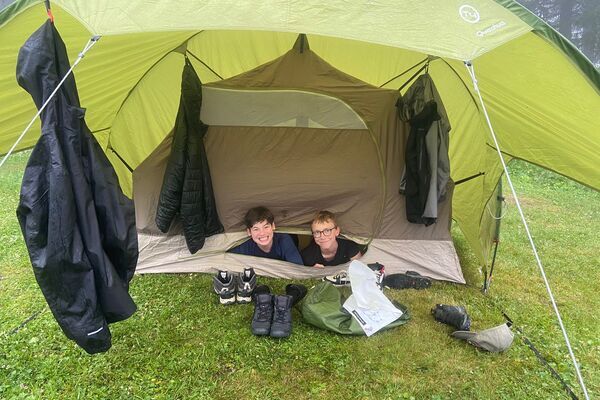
[476,21,507,37]
[459,5,480,24]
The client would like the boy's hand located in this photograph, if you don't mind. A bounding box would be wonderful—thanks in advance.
[313,263,325,269]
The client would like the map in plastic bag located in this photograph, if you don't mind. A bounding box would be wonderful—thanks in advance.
[342,260,404,336]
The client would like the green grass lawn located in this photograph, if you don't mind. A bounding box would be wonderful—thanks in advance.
[1,152,598,399]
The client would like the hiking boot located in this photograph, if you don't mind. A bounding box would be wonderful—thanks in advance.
[270,295,293,338]
[213,270,236,305]
[431,304,471,331]
[285,284,307,307]
[323,271,350,286]
[253,284,271,300]
[368,262,386,289]
[383,271,431,290]
[251,293,273,336]
[236,267,257,304]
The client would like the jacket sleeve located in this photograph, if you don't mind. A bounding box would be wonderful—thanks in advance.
[86,132,139,283]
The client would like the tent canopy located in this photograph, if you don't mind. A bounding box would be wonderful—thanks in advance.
[1,0,599,267]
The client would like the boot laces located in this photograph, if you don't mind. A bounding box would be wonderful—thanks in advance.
[257,304,271,321]
[273,306,287,323]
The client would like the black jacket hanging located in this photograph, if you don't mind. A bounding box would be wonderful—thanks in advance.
[15,21,138,354]
[155,58,223,253]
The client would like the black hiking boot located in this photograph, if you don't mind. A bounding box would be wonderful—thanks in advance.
[270,295,293,338]
[253,284,271,299]
[383,271,431,290]
[431,304,471,331]
[251,293,273,336]
[285,284,307,307]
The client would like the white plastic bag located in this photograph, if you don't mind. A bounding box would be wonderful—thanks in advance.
[342,260,404,336]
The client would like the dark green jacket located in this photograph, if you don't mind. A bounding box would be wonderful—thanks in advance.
[155,58,223,253]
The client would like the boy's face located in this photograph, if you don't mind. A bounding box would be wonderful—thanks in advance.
[312,220,340,249]
[247,220,275,250]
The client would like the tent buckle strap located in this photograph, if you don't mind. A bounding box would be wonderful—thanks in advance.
[454,171,485,185]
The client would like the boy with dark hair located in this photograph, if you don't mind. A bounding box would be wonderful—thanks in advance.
[229,206,303,265]
[301,210,362,267]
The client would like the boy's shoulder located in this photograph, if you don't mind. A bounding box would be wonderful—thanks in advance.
[273,232,295,246]
[274,232,291,240]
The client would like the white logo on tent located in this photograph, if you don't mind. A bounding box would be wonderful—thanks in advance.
[459,5,480,24]
[477,21,507,37]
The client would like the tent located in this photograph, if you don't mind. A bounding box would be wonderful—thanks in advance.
[1,1,599,283]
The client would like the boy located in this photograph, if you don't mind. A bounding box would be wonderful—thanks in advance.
[301,210,362,267]
[229,206,303,265]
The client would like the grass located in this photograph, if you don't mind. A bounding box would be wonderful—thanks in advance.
[1,153,598,399]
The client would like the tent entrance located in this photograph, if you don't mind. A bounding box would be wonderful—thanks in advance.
[132,45,465,283]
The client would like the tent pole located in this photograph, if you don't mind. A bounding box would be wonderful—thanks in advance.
[464,61,590,400]
[483,180,503,293]
[0,35,101,170]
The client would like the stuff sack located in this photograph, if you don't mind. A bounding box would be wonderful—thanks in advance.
[301,281,410,335]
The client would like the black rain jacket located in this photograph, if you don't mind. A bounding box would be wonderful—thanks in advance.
[16,21,138,354]
[155,58,223,253]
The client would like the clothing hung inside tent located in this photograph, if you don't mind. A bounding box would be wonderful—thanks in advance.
[155,57,223,254]
[398,74,451,226]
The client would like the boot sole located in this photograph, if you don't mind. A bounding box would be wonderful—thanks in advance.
[269,330,291,338]
[251,328,270,336]
[236,295,252,304]
[219,296,236,305]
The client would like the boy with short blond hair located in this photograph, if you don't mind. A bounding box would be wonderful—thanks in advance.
[301,210,362,267]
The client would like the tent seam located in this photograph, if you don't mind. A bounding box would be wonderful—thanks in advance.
[487,144,599,192]
[0,0,40,30]
[438,59,480,112]
[107,30,206,166]
[186,49,223,80]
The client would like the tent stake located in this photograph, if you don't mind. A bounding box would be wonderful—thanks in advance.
[0,35,101,170]
[464,61,590,400]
